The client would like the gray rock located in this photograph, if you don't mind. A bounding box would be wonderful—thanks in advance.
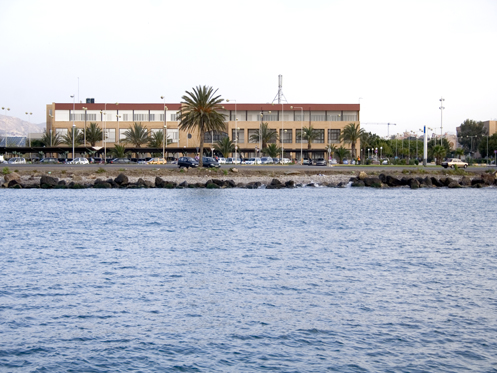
[4,172,20,183]
[114,173,129,185]
[40,175,58,188]
[448,181,462,188]
[409,178,420,189]
[460,176,471,186]
[363,177,382,187]
[386,175,402,187]
[351,180,365,187]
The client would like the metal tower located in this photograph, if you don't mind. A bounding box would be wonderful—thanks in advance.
[272,75,288,104]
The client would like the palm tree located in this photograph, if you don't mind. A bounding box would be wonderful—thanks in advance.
[249,122,278,149]
[61,128,83,146]
[214,137,234,158]
[432,145,446,165]
[455,148,465,159]
[110,144,130,158]
[124,123,149,147]
[177,85,226,167]
[148,130,172,148]
[85,122,103,147]
[325,144,336,162]
[334,146,350,164]
[40,130,61,146]
[264,143,282,158]
[301,125,318,150]
[340,123,365,158]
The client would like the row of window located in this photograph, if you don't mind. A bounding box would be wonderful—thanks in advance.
[55,128,180,143]
[205,129,341,144]
[69,113,179,122]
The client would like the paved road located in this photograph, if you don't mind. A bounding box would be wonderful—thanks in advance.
[4,163,494,173]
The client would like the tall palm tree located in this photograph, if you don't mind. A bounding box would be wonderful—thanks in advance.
[249,122,278,149]
[61,128,83,146]
[264,143,282,158]
[301,125,318,150]
[214,137,234,158]
[85,122,103,147]
[148,130,172,148]
[432,145,446,165]
[455,148,465,159]
[334,146,350,164]
[177,85,226,167]
[124,123,148,147]
[110,144,131,158]
[40,130,61,146]
[340,123,364,158]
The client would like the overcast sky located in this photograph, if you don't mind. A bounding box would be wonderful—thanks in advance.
[1,0,496,137]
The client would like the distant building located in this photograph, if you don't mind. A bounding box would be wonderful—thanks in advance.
[46,101,361,160]
[483,120,497,136]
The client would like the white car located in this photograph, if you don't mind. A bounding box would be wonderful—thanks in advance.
[260,157,273,164]
[69,157,89,165]
[217,157,226,164]
[243,157,262,165]
[8,157,26,165]
[279,158,291,164]
[227,157,241,164]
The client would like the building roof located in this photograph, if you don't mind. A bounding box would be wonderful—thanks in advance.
[52,103,360,111]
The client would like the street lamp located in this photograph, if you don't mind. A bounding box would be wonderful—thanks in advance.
[272,102,284,161]
[227,99,237,158]
[70,95,75,159]
[380,146,383,160]
[161,97,168,163]
[439,97,445,146]
[115,102,119,144]
[291,106,303,163]
[82,107,88,146]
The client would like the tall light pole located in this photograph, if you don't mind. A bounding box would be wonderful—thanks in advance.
[227,99,237,158]
[115,102,119,144]
[70,95,75,159]
[291,106,303,163]
[82,106,88,146]
[161,96,168,163]
[439,97,445,146]
[2,107,10,148]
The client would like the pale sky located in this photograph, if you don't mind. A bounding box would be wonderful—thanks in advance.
[1,0,496,137]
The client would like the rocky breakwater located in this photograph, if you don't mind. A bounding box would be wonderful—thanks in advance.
[349,171,497,189]
[2,171,497,190]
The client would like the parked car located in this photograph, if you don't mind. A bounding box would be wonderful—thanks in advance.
[110,158,131,164]
[217,157,226,164]
[8,157,26,165]
[69,157,89,165]
[226,157,241,164]
[272,158,280,164]
[147,157,167,164]
[202,157,220,168]
[243,157,262,165]
[314,158,327,166]
[302,158,313,165]
[177,157,199,168]
[442,158,468,168]
[137,159,148,164]
[260,157,273,164]
[40,158,59,164]
[279,158,291,164]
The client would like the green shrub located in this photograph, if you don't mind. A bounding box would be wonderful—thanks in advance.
[2,167,10,175]
[96,167,106,173]
[222,169,228,176]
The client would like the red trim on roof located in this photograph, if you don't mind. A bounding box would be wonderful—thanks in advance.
[53,103,359,111]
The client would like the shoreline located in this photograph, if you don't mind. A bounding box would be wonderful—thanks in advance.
[2,166,496,189]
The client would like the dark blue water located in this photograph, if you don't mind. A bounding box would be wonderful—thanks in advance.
[1,188,496,372]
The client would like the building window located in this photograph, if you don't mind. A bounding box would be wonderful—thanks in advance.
[171,114,177,121]
[119,129,127,140]
[312,129,324,143]
[55,128,68,136]
[205,131,228,143]
[295,129,306,143]
[280,129,292,143]
[133,113,149,121]
[328,129,340,143]
[149,114,155,121]
[247,129,258,143]
[167,129,179,142]
[122,114,129,121]
[327,113,342,121]
[69,113,96,121]
[262,114,278,121]
[104,129,115,143]
[231,129,244,143]
[343,114,357,121]
[311,115,326,121]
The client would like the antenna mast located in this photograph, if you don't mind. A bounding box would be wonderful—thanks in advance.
[272,75,288,104]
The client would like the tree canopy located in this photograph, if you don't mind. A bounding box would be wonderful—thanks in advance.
[177,86,226,167]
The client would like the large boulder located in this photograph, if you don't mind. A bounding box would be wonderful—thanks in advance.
[351,180,365,187]
[431,177,444,187]
[481,173,495,186]
[408,178,420,189]
[4,172,20,183]
[448,181,462,188]
[114,173,129,186]
[155,177,166,188]
[386,175,402,187]
[363,177,382,188]
[40,175,58,188]
[358,171,368,180]
[460,176,471,186]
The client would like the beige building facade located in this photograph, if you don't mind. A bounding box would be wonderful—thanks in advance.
[46,102,360,160]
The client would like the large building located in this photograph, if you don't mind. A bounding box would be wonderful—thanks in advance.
[46,101,360,160]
